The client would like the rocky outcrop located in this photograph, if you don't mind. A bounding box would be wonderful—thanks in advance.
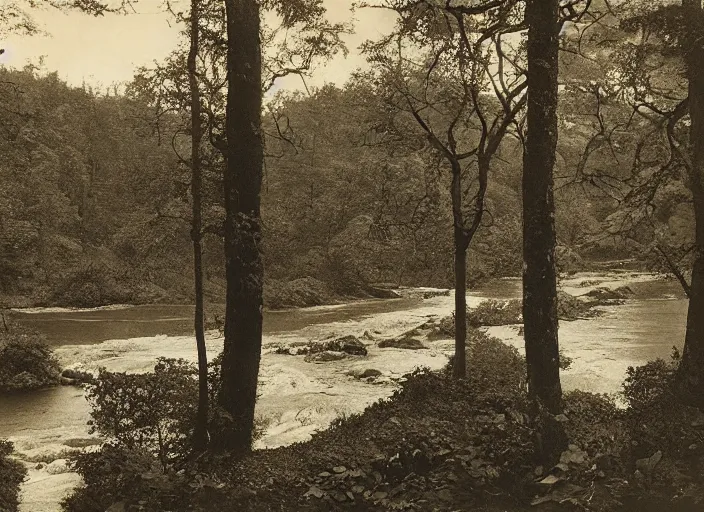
[378,336,425,350]
[277,335,369,360]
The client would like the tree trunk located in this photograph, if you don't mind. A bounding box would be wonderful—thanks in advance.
[188,0,209,452]
[522,0,563,415]
[451,163,467,378]
[217,0,264,454]
[679,0,704,402]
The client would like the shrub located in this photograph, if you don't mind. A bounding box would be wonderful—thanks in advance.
[86,358,198,469]
[464,329,527,398]
[0,330,61,391]
[62,443,176,512]
[48,264,135,308]
[0,439,26,512]
[621,357,703,459]
[467,299,523,327]
[563,390,628,461]
[84,354,267,470]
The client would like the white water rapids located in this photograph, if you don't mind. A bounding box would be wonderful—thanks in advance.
[0,272,688,511]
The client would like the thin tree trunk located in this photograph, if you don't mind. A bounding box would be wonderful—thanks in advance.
[451,163,467,378]
[217,0,264,454]
[679,0,704,401]
[188,0,209,452]
[453,231,468,378]
[522,0,563,415]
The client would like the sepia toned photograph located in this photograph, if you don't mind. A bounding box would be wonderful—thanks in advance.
[0,1,701,511]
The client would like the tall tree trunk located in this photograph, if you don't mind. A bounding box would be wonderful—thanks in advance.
[188,0,209,452]
[679,0,704,402]
[522,0,563,415]
[217,0,264,454]
[451,163,468,378]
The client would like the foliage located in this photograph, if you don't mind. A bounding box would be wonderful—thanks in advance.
[84,354,267,470]
[0,328,61,391]
[563,390,627,461]
[48,263,137,307]
[0,439,26,512]
[467,299,523,327]
[621,356,704,459]
[86,358,198,469]
[264,277,334,309]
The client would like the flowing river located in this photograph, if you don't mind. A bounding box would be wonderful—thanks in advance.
[0,272,689,511]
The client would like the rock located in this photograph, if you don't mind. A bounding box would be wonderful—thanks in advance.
[320,335,368,356]
[360,369,383,379]
[371,491,388,500]
[585,286,634,302]
[304,486,325,499]
[367,286,402,299]
[361,330,375,340]
[423,289,451,299]
[35,462,46,470]
[61,368,94,384]
[538,474,561,486]
[304,351,347,363]
[378,336,425,350]
[635,450,662,474]
[332,466,347,474]
[46,458,70,475]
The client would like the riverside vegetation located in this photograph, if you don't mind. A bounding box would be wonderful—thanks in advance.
[2,0,704,510]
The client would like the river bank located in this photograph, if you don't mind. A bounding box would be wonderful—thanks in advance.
[0,271,687,511]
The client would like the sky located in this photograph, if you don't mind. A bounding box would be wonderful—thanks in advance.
[0,0,397,92]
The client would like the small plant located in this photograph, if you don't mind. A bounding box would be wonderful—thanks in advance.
[0,440,26,512]
[86,358,198,469]
[0,329,61,392]
[467,299,523,327]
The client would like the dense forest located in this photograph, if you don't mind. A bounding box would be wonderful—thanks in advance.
[1,0,704,511]
[0,54,649,309]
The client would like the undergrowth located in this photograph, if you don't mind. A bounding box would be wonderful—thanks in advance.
[62,338,704,512]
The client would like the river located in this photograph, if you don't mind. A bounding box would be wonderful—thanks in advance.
[0,272,688,511]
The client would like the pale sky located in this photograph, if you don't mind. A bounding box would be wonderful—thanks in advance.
[0,0,397,92]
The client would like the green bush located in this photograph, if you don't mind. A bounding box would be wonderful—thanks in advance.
[0,440,26,512]
[86,358,198,469]
[563,390,628,461]
[48,264,136,308]
[0,330,61,391]
[621,357,703,459]
[467,299,523,327]
[62,443,182,512]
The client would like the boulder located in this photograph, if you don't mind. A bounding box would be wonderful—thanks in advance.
[367,286,402,299]
[61,368,95,384]
[304,351,347,363]
[319,335,368,356]
[46,458,70,475]
[378,336,425,350]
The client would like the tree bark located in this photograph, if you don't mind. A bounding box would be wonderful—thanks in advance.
[188,0,209,452]
[451,162,468,378]
[522,0,563,415]
[678,0,704,402]
[217,0,264,454]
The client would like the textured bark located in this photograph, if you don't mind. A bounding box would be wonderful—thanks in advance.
[188,0,209,452]
[522,0,563,416]
[217,0,264,454]
[451,162,468,378]
[679,0,704,402]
